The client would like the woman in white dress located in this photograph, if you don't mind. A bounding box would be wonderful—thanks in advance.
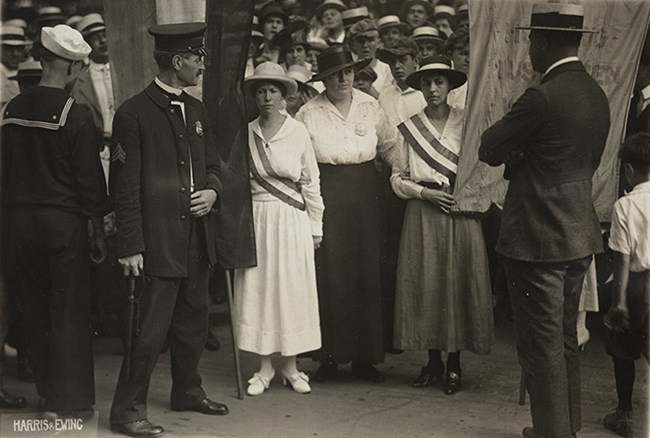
[235,62,324,396]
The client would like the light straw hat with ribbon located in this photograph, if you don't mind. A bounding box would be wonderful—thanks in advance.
[245,61,298,96]
[406,54,467,91]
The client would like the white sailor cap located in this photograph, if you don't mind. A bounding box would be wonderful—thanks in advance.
[41,24,91,61]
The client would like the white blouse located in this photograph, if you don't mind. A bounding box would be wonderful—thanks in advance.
[391,106,464,200]
[295,89,398,166]
[249,116,324,236]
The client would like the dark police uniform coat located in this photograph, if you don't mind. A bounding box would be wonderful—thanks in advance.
[109,81,222,276]
[1,86,109,411]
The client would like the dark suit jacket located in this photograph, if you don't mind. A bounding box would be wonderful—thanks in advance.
[479,61,610,262]
[71,67,104,142]
[109,81,226,277]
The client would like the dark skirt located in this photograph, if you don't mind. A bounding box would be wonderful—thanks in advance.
[315,160,384,364]
[393,199,494,353]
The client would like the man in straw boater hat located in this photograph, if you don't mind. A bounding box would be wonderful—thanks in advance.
[479,3,610,438]
[377,15,410,48]
[1,24,109,415]
[108,23,232,437]
[0,25,30,106]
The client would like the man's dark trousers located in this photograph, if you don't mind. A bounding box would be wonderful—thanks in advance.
[110,219,210,425]
[504,256,592,438]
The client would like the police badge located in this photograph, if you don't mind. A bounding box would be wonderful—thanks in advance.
[195,121,203,136]
[354,123,367,137]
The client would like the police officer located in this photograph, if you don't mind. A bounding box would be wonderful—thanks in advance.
[1,24,109,414]
[108,23,227,437]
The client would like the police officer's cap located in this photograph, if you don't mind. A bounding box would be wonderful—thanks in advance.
[148,22,207,56]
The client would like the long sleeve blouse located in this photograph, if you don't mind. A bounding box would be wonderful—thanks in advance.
[390,106,464,200]
[249,116,324,236]
[295,89,398,167]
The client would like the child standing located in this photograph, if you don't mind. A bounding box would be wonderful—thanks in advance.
[602,132,650,437]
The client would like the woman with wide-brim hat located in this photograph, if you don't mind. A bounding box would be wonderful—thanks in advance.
[391,55,493,395]
[295,45,398,383]
[235,62,324,396]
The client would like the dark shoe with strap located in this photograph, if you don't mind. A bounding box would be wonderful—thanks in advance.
[0,389,26,409]
[351,361,385,383]
[411,366,444,388]
[443,371,461,395]
[310,361,338,382]
[111,419,164,437]
[170,398,229,416]
[603,408,634,437]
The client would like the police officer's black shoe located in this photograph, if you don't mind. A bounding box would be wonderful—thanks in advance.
[111,419,164,437]
[170,398,229,416]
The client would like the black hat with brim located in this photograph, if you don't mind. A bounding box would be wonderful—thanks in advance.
[310,45,372,82]
[516,3,595,33]
[406,55,466,91]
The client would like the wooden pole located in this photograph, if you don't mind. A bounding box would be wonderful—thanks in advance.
[225,270,244,400]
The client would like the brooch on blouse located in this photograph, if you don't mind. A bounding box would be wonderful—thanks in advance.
[354,123,367,137]
[195,121,203,136]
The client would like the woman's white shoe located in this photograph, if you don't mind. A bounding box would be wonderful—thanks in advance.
[281,371,311,394]
[247,369,275,396]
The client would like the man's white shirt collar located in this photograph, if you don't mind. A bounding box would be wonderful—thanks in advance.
[544,56,580,77]
[155,76,183,96]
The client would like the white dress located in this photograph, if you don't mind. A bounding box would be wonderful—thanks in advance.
[234,116,324,356]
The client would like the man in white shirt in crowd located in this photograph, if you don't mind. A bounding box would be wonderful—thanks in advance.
[348,18,392,94]
[0,25,30,107]
[377,36,426,127]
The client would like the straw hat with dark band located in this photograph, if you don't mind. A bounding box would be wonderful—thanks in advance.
[245,61,298,96]
[516,3,595,33]
[406,55,466,91]
[310,45,371,82]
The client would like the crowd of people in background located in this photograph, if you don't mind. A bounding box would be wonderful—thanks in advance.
[0,1,649,438]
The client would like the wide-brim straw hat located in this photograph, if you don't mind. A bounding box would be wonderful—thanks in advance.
[310,45,372,82]
[516,2,595,33]
[245,61,298,96]
[406,55,466,91]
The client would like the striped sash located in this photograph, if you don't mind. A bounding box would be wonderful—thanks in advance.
[397,112,459,189]
[249,130,306,211]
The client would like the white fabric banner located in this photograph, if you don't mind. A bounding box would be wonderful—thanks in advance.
[455,0,650,221]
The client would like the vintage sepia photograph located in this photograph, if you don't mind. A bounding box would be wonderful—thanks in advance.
[0,0,648,436]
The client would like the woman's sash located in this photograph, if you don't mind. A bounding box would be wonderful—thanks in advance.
[249,130,306,211]
[397,113,459,189]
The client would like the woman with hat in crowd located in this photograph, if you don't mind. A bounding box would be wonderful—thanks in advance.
[236,62,324,397]
[295,45,397,382]
[390,55,493,395]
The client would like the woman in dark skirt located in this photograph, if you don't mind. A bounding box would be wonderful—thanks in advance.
[295,45,398,382]
[391,55,493,394]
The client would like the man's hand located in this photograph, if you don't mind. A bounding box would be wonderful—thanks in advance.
[421,188,455,214]
[603,304,630,334]
[190,189,217,217]
[313,235,323,250]
[90,236,107,263]
[118,253,144,276]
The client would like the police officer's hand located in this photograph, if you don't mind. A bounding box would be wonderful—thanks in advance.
[90,236,107,264]
[190,189,217,217]
[118,253,144,276]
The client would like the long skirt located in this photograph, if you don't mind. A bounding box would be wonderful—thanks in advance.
[315,161,384,364]
[234,193,321,356]
[394,199,493,353]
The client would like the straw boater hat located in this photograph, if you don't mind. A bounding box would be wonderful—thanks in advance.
[41,24,91,61]
[9,58,42,80]
[412,26,446,46]
[4,18,28,29]
[287,64,318,94]
[315,0,347,19]
[65,15,83,28]
[310,44,371,82]
[0,25,31,46]
[76,13,106,37]
[399,0,434,21]
[406,55,466,90]
[516,2,595,33]
[431,5,456,22]
[342,7,369,29]
[245,61,298,96]
[32,6,66,27]
[377,15,410,35]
